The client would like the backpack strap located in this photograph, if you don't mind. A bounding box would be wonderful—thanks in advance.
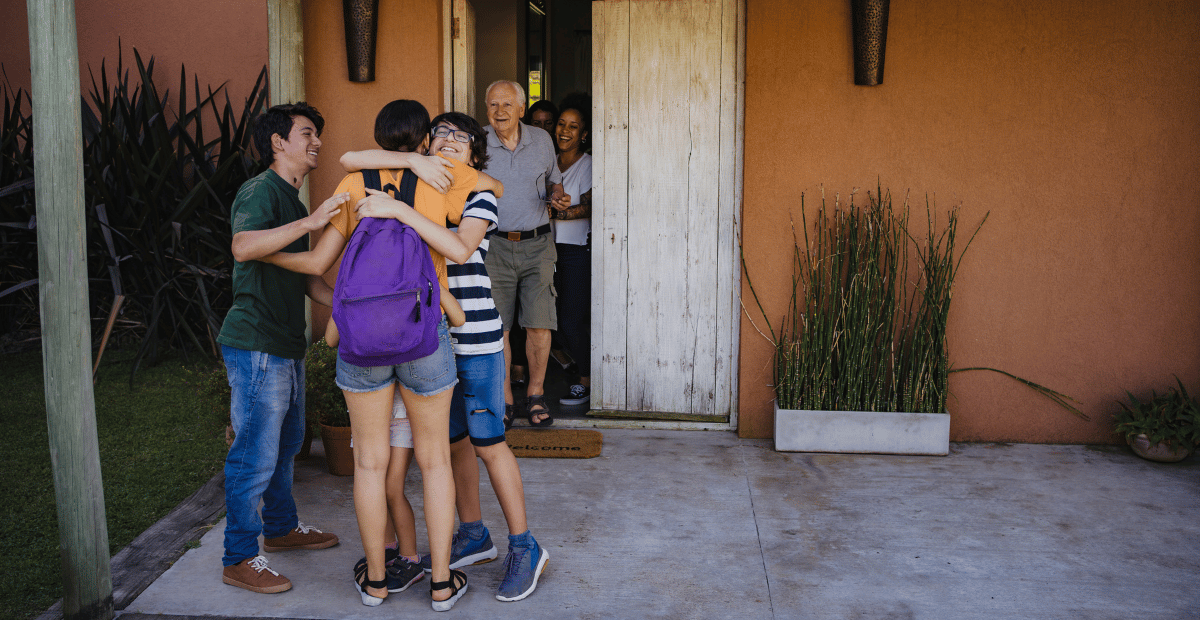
[397,169,418,204]
[361,169,382,193]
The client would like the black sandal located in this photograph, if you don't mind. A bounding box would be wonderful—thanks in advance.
[526,394,554,427]
[504,403,517,431]
[354,561,388,607]
[430,568,468,612]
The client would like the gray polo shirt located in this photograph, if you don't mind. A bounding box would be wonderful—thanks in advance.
[484,123,562,232]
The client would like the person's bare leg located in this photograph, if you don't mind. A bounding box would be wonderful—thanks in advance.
[385,447,418,559]
[403,386,458,602]
[450,436,482,523]
[525,327,551,424]
[344,387,396,601]
[474,442,528,535]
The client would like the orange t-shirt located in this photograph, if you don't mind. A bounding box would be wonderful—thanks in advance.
[328,157,478,290]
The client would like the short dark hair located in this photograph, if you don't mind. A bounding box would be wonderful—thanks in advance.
[523,99,559,125]
[557,92,592,145]
[253,102,324,165]
[374,99,431,152]
[429,111,490,170]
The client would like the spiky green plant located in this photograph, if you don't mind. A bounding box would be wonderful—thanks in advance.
[0,83,38,337]
[0,48,269,376]
[1114,378,1200,449]
[745,185,983,413]
[744,184,1086,418]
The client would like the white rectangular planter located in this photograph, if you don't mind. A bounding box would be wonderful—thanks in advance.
[774,402,950,456]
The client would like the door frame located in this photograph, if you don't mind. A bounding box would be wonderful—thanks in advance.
[442,0,746,432]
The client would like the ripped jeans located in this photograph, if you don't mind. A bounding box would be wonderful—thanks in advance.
[448,350,507,447]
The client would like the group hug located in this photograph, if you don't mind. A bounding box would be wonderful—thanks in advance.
[214,80,593,612]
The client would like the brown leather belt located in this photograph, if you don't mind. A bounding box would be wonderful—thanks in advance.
[502,223,552,241]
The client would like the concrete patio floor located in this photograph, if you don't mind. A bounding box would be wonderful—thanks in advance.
[117,429,1199,620]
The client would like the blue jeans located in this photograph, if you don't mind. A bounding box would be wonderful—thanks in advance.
[448,350,507,447]
[221,345,305,567]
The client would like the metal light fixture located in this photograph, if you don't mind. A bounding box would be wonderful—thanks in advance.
[851,0,889,86]
[344,0,380,82]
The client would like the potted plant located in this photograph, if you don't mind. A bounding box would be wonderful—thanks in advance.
[744,185,1079,455]
[1114,379,1200,463]
[305,338,353,475]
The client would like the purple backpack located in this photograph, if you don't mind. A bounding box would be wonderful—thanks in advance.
[332,169,440,367]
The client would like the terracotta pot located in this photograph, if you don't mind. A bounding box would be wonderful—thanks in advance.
[319,423,355,476]
[296,422,313,461]
[1129,434,1192,463]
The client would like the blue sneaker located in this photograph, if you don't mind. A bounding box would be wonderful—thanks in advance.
[419,526,498,573]
[495,537,549,602]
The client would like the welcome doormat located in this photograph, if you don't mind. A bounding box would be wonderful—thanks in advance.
[505,428,603,459]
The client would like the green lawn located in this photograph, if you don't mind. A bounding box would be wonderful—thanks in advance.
[0,348,228,619]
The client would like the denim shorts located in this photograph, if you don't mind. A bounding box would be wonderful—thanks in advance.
[335,317,458,397]
[448,350,507,447]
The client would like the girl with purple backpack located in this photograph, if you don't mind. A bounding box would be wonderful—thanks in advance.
[342,111,550,604]
[261,100,500,611]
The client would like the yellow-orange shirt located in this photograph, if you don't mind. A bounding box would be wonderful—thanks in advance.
[328,157,478,290]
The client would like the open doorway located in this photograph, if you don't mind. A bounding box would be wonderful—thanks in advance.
[445,0,745,429]
[445,0,591,121]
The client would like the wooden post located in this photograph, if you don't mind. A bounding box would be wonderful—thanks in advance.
[25,1,114,619]
[266,0,314,342]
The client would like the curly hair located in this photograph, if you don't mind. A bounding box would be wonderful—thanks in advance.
[429,111,490,170]
[557,92,592,146]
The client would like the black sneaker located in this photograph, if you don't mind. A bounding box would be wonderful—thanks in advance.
[559,384,590,407]
[353,550,424,593]
[385,556,424,592]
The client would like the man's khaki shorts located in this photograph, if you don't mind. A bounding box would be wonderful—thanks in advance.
[485,233,558,332]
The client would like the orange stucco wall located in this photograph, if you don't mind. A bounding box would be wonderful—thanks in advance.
[302,0,445,334]
[6,0,1196,445]
[739,0,1200,442]
[0,0,267,108]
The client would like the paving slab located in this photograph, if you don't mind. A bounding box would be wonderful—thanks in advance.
[120,430,1199,620]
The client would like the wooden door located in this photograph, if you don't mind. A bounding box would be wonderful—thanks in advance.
[451,0,476,115]
[591,0,743,421]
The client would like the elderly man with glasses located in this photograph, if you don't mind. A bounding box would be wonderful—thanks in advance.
[481,80,570,428]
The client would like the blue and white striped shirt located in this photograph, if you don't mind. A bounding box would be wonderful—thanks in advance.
[447,191,504,356]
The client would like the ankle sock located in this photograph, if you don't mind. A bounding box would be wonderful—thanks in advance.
[508,529,533,548]
[460,520,486,540]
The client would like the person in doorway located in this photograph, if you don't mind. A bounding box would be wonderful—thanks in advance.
[509,100,559,401]
[483,80,570,428]
[524,99,559,142]
[342,111,551,602]
[216,102,343,594]
[549,93,593,408]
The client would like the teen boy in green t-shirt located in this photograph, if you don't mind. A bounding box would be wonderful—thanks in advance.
[214,102,348,594]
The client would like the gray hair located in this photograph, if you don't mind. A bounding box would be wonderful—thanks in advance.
[486,80,526,107]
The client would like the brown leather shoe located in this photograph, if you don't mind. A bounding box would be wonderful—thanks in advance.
[263,522,339,552]
[222,555,292,593]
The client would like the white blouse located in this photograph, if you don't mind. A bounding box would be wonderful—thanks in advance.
[551,153,592,246]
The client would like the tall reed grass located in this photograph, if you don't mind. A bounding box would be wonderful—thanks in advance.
[744,185,985,414]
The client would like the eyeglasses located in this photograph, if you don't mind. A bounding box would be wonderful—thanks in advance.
[431,125,473,144]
